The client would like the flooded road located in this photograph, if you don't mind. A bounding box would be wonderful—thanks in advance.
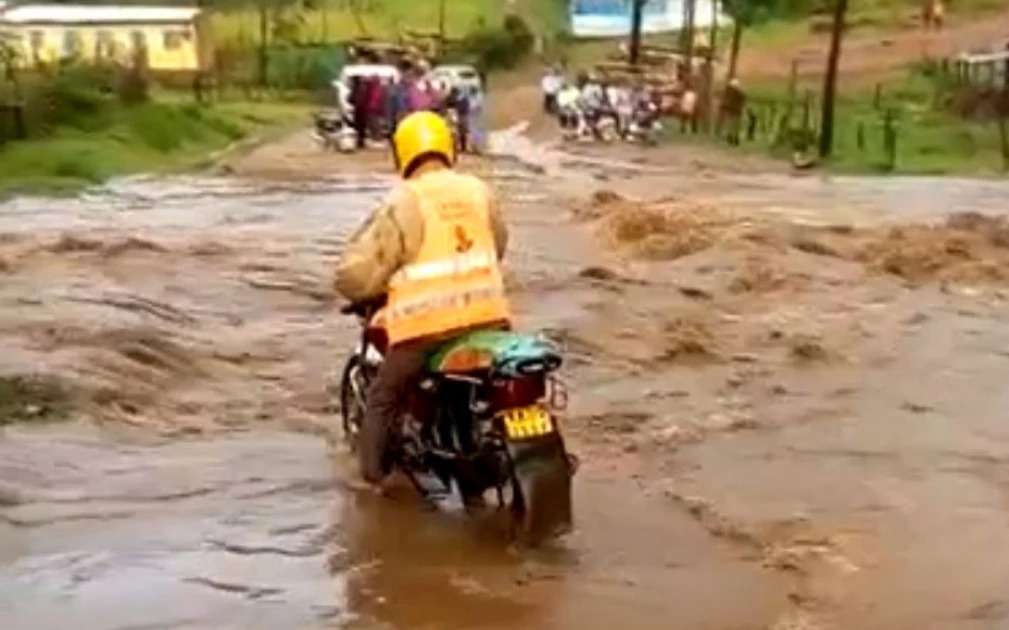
[3,144,1009,629]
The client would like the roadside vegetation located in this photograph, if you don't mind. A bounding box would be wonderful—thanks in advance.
[0,69,311,195]
[665,65,1009,175]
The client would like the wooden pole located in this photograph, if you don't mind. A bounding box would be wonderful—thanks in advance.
[321,0,328,43]
[684,0,697,72]
[706,0,719,133]
[998,116,1009,171]
[438,0,446,59]
[819,0,849,159]
[726,20,742,81]
[629,0,645,66]
[257,3,269,87]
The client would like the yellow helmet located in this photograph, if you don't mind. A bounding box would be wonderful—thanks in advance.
[392,111,456,177]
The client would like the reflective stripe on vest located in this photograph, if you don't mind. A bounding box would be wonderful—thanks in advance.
[390,251,495,284]
[384,170,510,345]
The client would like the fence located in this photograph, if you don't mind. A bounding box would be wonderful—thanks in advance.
[680,71,1009,173]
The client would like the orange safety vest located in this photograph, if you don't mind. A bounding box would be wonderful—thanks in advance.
[385,170,511,346]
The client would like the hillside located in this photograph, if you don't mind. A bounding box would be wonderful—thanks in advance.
[211,0,567,46]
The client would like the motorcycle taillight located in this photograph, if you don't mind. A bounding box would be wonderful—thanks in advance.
[365,326,388,356]
[489,375,546,410]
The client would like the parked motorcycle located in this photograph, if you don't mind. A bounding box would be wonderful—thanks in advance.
[312,110,357,153]
[625,103,663,146]
[337,297,576,546]
[560,106,619,144]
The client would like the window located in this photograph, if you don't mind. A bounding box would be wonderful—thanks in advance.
[162,29,182,51]
[95,30,115,59]
[130,30,147,52]
[61,29,82,58]
[29,30,44,52]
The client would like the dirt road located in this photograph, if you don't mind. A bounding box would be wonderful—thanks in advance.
[3,128,1009,629]
[739,6,1009,83]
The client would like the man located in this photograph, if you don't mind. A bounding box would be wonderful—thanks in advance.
[720,78,746,146]
[334,111,511,486]
[349,76,369,150]
[541,67,563,115]
[556,80,581,134]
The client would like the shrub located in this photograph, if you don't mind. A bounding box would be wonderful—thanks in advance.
[461,14,535,72]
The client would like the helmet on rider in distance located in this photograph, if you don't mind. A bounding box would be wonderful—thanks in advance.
[392,111,456,177]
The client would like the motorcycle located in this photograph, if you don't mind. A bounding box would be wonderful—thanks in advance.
[312,110,357,153]
[337,297,577,546]
[559,105,619,144]
[625,103,663,146]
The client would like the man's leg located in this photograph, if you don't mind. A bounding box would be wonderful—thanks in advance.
[358,338,434,484]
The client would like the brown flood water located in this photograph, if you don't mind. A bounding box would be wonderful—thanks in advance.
[2,149,1009,629]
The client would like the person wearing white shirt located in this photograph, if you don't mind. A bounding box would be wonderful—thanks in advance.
[541,68,563,115]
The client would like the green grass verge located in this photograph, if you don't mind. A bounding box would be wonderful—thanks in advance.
[663,71,1009,176]
[0,99,312,196]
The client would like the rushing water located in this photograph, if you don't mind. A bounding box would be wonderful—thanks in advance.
[3,158,1009,629]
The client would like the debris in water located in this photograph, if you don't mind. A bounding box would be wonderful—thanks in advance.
[789,335,830,363]
[0,374,74,425]
[660,315,717,362]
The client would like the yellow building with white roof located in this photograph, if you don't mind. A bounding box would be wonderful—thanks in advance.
[0,3,210,72]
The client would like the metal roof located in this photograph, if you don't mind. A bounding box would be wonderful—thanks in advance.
[0,4,201,25]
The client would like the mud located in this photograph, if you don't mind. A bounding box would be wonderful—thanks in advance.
[3,132,1009,629]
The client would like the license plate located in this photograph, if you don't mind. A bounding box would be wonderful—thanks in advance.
[500,405,554,440]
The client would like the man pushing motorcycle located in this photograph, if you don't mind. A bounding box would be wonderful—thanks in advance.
[333,111,511,487]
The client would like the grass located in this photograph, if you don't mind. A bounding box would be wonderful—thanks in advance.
[663,70,1009,176]
[0,98,312,196]
[211,0,567,45]
[828,78,1009,175]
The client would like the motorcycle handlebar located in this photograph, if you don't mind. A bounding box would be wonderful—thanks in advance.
[339,295,387,317]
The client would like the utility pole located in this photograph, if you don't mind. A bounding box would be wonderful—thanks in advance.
[629,0,646,66]
[819,0,848,158]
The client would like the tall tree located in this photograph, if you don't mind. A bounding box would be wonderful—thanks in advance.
[819,0,848,158]
[720,0,778,82]
[682,0,696,69]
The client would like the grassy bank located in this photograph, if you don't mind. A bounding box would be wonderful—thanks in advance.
[660,69,1009,176]
[0,99,312,196]
[212,0,567,44]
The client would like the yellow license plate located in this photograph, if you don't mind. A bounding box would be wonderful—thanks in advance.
[500,405,554,440]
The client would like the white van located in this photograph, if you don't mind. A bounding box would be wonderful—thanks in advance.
[332,63,401,113]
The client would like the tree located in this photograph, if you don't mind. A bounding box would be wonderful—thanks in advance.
[819,0,848,158]
[629,0,647,66]
[720,0,778,82]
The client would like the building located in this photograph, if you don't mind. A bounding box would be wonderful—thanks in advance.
[0,4,210,72]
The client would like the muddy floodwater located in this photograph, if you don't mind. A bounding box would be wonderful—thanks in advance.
[3,148,1009,629]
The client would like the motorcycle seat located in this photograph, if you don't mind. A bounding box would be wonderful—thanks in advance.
[426,330,562,377]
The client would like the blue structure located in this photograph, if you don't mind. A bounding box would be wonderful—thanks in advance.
[569,0,721,38]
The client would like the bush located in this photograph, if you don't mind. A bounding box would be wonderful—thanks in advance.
[461,14,535,72]
[40,65,117,130]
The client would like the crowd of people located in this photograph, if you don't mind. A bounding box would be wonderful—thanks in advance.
[340,62,486,154]
[541,66,661,140]
[540,65,748,145]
